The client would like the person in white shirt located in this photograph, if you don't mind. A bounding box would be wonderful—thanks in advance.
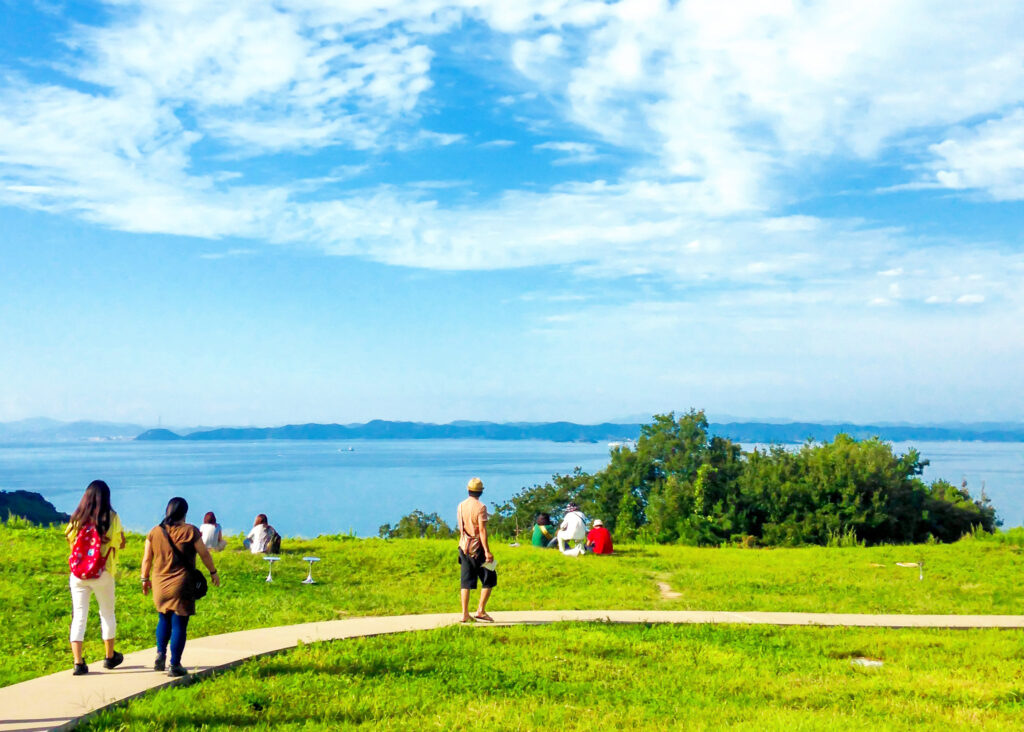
[243,513,280,554]
[244,514,270,553]
[557,503,589,556]
[199,512,228,552]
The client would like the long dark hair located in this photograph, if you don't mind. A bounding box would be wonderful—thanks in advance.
[70,480,112,536]
[161,497,189,527]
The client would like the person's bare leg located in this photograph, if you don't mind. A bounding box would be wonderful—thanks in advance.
[71,641,83,665]
[103,638,116,658]
[476,587,492,616]
[460,589,472,621]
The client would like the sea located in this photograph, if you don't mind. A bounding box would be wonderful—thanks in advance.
[0,439,1020,537]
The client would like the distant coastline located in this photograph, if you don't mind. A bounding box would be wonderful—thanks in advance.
[2,417,1024,445]
[135,420,1024,444]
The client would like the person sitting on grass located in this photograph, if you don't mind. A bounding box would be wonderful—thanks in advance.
[586,519,614,555]
[531,512,556,548]
[200,511,228,552]
[243,514,281,554]
[557,502,589,556]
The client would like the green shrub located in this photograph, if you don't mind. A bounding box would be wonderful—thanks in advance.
[486,411,999,547]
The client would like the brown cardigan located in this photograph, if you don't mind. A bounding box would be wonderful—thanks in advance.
[146,523,201,616]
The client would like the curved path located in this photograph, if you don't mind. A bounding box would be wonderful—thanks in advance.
[4,609,1024,732]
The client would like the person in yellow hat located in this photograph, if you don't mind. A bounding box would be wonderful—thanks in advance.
[456,477,496,622]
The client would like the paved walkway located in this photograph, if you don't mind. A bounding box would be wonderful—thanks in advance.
[3,609,1024,732]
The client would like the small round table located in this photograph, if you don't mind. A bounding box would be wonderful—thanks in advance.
[263,556,280,583]
[302,557,321,584]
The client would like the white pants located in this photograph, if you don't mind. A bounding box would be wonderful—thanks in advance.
[557,529,586,554]
[69,571,116,642]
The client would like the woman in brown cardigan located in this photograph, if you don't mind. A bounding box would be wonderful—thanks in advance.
[141,497,220,677]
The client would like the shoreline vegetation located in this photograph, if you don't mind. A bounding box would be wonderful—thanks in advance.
[384,411,999,547]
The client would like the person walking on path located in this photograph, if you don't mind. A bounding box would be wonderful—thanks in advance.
[141,497,220,677]
[456,477,496,623]
[65,479,127,675]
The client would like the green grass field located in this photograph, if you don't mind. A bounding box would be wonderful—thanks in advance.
[3,524,1024,729]
[80,623,1024,731]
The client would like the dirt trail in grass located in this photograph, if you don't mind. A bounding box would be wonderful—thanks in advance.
[656,574,681,599]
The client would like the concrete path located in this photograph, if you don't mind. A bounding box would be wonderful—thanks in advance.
[3,609,1024,732]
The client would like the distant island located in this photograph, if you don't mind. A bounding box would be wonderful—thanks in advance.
[137,421,641,443]
[136,419,1024,444]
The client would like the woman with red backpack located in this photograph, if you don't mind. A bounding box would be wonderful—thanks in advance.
[65,479,126,676]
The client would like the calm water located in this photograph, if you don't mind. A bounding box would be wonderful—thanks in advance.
[0,439,1020,536]
[0,439,612,537]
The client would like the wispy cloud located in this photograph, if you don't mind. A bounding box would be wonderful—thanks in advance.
[0,0,1023,304]
[534,141,600,165]
[199,248,257,260]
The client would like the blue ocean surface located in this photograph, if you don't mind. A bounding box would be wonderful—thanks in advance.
[0,439,1020,537]
[0,439,612,538]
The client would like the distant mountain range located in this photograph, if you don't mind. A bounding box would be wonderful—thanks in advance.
[136,421,641,443]
[2,417,1023,444]
[137,420,1024,444]
[0,418,147,442]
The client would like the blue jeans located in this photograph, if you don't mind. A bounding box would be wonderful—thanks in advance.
[155,612,190,666]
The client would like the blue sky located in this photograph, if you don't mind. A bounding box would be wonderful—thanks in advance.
[1,0,1023,426]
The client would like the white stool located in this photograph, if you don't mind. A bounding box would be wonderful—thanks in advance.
[302,557,320,584]
[264,556,280,582]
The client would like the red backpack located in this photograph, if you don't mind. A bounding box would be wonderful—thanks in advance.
[69,523,110,580]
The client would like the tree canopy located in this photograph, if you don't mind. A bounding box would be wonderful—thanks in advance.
[489,411,997,546]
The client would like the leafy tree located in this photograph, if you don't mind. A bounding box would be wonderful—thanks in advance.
[394,413,999,548]
[378,510,455,539]
[488,469,590,540]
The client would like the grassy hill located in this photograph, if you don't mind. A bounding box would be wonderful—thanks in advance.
[5,524,1024,728]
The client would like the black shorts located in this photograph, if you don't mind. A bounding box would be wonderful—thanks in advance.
[459,548,497,590]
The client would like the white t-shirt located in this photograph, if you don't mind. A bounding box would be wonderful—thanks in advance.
[200,522,223,549]
[246,524,269,553]
[559,510,588,541]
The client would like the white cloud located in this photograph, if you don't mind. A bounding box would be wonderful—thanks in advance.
[534,140,599,164]
[1,0,1024,299]
[925,109,1024,200]
[957,294,986,305]
[199,248,257,259]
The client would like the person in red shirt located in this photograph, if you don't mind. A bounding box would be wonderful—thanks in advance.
[586,519,613,555]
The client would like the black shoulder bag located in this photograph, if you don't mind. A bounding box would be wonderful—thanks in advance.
[160,525,209,600]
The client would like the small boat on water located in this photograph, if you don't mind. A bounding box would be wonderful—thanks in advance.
[607,440,637,450]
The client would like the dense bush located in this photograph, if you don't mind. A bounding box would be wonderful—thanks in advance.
[488,411,998,546]
[378,510,455,539]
